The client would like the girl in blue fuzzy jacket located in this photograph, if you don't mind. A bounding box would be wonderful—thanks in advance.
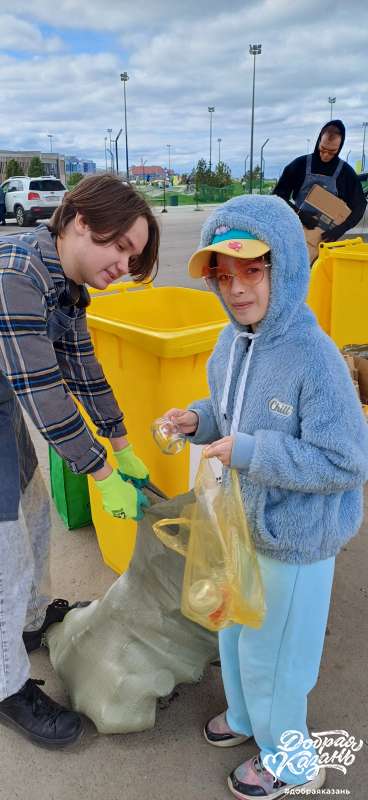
[165,195,368,800]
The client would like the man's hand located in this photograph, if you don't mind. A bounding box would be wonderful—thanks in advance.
[298,208,319,230]
[93,468,150,520]
[203,436,234,466]
[163,408,199,435]
[321,228,339,243]
[114,444,149,488]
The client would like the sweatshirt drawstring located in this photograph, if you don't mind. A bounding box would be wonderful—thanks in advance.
[220,331,259,435]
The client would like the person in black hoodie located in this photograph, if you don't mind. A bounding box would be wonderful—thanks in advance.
[273,120,366,242]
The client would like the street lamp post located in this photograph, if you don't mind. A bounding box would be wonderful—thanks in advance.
[106,148,114,173]
[104,136,108,171]
[328,96,336,120]
[47,134,53,153]
[107,128,113,172]
[306,138,311,154]
[120,72,130,181]
[259,138,269,194]
[115,128,122,175]
[162,168,168,214]
[249,44,262,194]
[217,137,222,165]
[208,106,215,172]
[244,153,249,189]
[362,122,368,172]
[166,144,171,178]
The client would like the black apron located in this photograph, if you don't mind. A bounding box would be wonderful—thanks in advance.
[0,374,38,522]
[0,303,76,522]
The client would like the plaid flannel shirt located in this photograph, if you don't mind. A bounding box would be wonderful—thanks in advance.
[0,225,126,473]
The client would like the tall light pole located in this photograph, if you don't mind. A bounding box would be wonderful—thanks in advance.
[243,154,249,191]
[47,134,53,153]
[259,138,269,194]
[217,137,222,165]
[166,144,171,179]
[362,122,368,171]
[328,96,336,120]
[208,106,215,172]
[115,128,122,175]
[104,136,108,171]
[249,44,262,194]
[162,166,168,214]
[306,138,311,154]
[107,128,113,172]
[120,72,130,181]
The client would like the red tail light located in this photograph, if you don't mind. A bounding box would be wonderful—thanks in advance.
[28,192,40,200]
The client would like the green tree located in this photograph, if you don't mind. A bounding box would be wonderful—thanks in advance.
[195,158,211,186]
[194,158,232,188]
[28,157,44,177]
[5,159,22,178]
[67,172,83,188]
[242,165,262,191]
[213,161,232,187]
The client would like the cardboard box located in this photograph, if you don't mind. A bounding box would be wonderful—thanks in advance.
[301,184,351,263]
[342,348,368,408]
[352,357,368,405]
[303,226,324,263]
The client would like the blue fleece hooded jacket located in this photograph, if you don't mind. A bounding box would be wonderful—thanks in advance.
[188,194,368,565]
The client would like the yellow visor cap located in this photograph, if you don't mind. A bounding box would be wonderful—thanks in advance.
[188,231,270,278]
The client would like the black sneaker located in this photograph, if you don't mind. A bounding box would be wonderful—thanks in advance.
[0,679,83,748]
[23,599,90,653]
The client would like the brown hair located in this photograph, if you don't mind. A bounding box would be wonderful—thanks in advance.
[49,174,159,282]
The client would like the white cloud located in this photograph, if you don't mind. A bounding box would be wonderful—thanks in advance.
[0,0,251,31]
[0,14,64,53]
[0,0,367,174]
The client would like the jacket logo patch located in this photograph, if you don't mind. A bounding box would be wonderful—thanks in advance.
[269,398,293,417]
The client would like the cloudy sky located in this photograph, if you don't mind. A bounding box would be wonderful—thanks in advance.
[1,0,367,178]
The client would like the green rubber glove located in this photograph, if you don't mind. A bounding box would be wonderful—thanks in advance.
[95,469,150,520]
[114,444,149,488]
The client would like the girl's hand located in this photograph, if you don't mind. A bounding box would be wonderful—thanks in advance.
[203,436,234,466]
[163,408,199,435]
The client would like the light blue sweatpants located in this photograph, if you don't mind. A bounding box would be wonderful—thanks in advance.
[219,552,335,786]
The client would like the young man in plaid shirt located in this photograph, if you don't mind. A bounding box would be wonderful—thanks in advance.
[0,175,159,747]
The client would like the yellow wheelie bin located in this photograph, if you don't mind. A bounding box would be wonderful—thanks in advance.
[307,237,368,347]
[84,282,227,573]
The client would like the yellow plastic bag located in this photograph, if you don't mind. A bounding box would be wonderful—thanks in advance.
[153,457,266,632]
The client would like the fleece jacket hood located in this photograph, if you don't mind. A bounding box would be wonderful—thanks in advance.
[199,194,312,346]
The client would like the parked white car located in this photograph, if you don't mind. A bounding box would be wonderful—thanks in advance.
[0,175,67,226]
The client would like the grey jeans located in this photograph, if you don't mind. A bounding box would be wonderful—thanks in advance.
[0,466,51,700]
